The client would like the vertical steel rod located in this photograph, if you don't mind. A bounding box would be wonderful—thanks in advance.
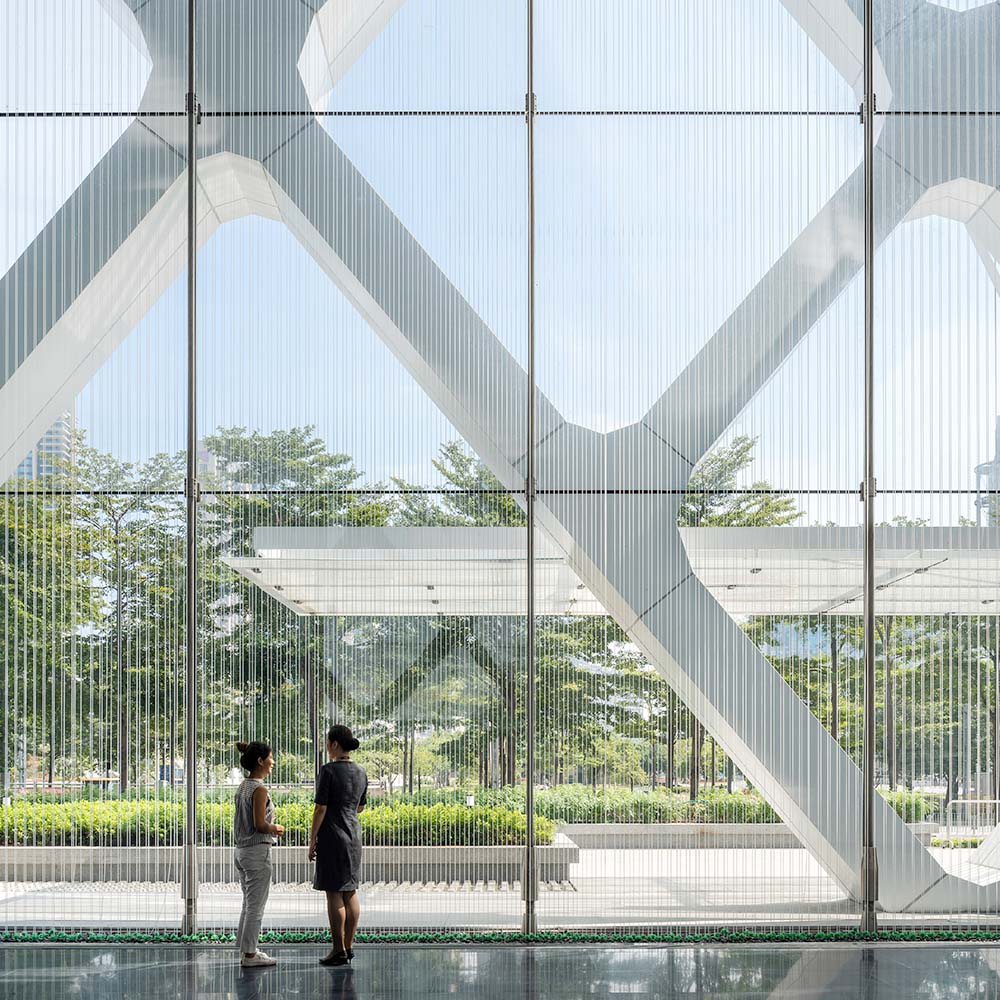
[860,0,879,935]
[522,0,538,936]
[831,622,840,743]
[181,0,199,937]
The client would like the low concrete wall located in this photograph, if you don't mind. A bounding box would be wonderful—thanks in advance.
[1,836,579,884]
[1,824,940,881]
[560,822,939,849]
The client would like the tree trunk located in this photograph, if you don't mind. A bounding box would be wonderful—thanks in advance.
[169,652,179,785]
[688,716,700,802]
[116,530,128,794]
[48,662,56,786]
[880,616,897,790]
[304,620,319,779]
[408,726,416,793]
[710,738,717,789]
[667,693,675,791]
[993,629,1000,823]
[726,756,733,794]
[506,625,517,786]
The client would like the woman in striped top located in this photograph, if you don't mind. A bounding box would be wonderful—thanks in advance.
[233,740,285,967]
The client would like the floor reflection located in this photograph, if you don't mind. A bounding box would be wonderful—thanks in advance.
[2,943,1000,998]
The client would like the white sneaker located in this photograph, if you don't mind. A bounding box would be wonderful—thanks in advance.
[241,951,277,967]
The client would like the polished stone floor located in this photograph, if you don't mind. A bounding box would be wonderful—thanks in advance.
[2,943,1000,999]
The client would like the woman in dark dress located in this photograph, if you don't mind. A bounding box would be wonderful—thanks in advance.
[309,724,368,967]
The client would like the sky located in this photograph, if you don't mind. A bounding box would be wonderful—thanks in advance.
[2,0,998,524]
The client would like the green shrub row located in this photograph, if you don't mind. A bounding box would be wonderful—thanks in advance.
[0,800,555,848]
[878,788,940,822]
[404,786,779,823]
[406,784,940,824]
[5,785,940,842]
[931,836,983,849]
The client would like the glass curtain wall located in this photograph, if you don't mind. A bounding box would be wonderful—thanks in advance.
[2,0,999,936]
[0,0,189,930]
[873,0,1000,928]
[532,0,865,931]
[192,0,529,932]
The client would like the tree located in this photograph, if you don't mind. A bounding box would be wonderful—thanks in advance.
[673,436,802,792]
[57,440,185,791]
[198,426,393,778]
[387,438,806,793]
[0,488,95,788]
[678,435,801,528]
[7,426,850,808]
[392,440,525,528]
[361,614,523,788]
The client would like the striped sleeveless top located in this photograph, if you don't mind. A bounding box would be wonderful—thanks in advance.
[234,778,275,848]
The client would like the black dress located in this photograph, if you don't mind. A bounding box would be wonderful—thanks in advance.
[313,760,368,892]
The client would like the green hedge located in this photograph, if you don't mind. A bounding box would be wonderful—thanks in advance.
[0,800,555,848]
[931,836,983,849]
[360,803,554,847]
[879,788,940,823]
[404,786,779,823]
[406,784,940,825]
[2,786,940,845]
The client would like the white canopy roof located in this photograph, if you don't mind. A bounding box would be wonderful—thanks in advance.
[223,527,604,617]
[684,525,1000,617]
[223,525,1000,618]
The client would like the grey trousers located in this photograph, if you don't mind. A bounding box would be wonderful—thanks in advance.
[235,843,272,954]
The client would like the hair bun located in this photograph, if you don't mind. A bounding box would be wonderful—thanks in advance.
[236,741,249,753]
[347,737,360,752]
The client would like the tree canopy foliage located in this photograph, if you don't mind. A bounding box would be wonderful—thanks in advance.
[3,428,993,808]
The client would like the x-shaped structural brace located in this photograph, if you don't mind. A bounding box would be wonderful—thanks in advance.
[3,0,1000,911]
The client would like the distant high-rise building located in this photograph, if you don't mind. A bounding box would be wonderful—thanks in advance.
[975,417,1000,526]
[196,441,218,480]
[15,411,76,481]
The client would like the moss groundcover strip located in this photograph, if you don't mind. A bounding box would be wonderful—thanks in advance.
[5,928,1000,945]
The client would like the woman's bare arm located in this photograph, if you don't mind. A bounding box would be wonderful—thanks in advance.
[252,785,284,837]
[308,804,327,861]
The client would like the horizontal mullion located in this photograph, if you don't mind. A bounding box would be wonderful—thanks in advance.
[3,487,993,497]
[6,108,998,119]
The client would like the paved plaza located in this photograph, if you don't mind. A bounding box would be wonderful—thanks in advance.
[1,848,860,930]
[8,844,1000,929]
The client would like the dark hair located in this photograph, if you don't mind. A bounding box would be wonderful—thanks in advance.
[236,740,272,773]
[327,725,360,752]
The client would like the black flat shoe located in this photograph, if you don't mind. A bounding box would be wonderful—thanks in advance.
[320,952,350,967]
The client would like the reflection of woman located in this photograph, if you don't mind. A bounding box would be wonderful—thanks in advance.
[309,725,368,967]
[233,740,284,967]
